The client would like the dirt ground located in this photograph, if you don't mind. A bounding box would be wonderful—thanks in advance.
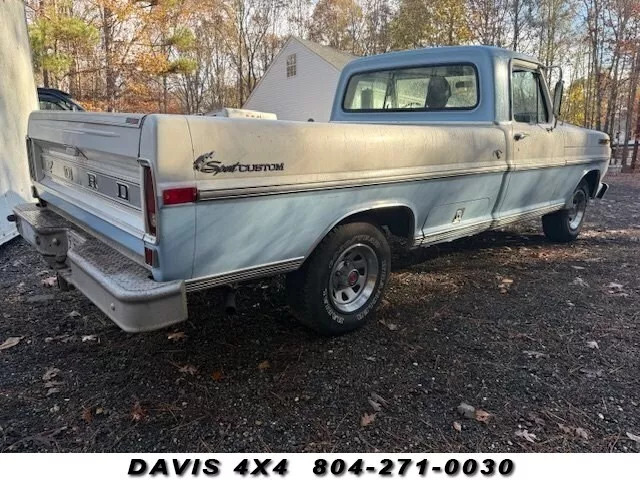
[1,174,639,453]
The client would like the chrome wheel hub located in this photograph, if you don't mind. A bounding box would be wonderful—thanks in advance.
[568,189,587,230]
[329,244,379,313]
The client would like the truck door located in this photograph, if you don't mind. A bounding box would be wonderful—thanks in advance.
[498,62,565,220]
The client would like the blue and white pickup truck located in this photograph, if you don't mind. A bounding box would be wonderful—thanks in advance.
[11,46,610,336]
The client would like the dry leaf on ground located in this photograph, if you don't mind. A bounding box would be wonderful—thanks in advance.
[523,350,549,359]
[457,402,475,419]
[257,360,271,371]
[626,432,640,443]
[360,412,376,427]
[42,367,60,381]
[0,336,23,351]
[41,276,58,288]
[167,331,186,341]
[130,402,147,422]
[453,421,462,432]
[178,364,198,375]
[211,369,224,381]
[474,409,492,423]
[82,407,93,423]
[586,340,599,350]
[515,429,537,443]
[82,335,98,343]
[572,276,589,288]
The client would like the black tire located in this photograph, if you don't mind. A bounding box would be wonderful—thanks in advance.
[542,180,589,243]
[286,221,391,336]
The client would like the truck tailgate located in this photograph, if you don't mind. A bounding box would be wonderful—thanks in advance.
[27,111,147,256]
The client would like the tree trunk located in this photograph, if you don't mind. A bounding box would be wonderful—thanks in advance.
[631,98,640,171]
[103,6,116,112]
[622,51,639,170]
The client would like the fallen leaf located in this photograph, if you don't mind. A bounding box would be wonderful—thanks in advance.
[586,340,599,350]
[514,429,537,443]
[369,392,389,408]
[474,409,492,423]
[178,364,198,375]
[41,276,58,288]
[0,336,23,351]
[523,350,549,359]
[130,402,147,422]
[257,360,271,371]
[580,367,604,378]
[453,421,462,432]
[527,412,546,426]
[368,399,382,411]
[95,407,104,415]
[360,412,376,427]
[575,427,590,440]
[572,276,589,288]
[626,432,640,443]
[43,380,63,389]
[607,282,623,290]
[81,335,98,343]
[378,320,398,331]
[46,387,60,396]
[82,407,93,423]
[68,311,81,318]
[42,367,60,381]
[558,423,572,435]
[457,402,475,419]
[211,369,224,381]
[167,331,186,341]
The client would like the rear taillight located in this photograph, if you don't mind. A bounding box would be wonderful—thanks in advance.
[143,166,157,236]
[162,187,197,205]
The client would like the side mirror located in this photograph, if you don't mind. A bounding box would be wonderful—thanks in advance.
[553,80,564,117]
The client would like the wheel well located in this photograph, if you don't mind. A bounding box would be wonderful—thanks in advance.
[338,206,415,240]
[582,170,600,198]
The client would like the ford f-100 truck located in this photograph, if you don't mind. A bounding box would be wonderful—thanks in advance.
[11,46,610,336]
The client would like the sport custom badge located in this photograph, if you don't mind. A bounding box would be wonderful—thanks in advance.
[194,151,284,175]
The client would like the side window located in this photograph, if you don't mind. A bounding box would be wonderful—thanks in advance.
[512,69,549,124]
[343,64,478,112]
[39,99,65,110]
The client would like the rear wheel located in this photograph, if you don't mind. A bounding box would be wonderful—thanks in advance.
[286,221,391,336]
[542,180,589,243]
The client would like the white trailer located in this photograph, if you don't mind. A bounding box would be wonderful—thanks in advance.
[0,0,38,245]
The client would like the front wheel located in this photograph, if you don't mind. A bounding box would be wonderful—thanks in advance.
[286,221,391,336]
[542,180,589,243]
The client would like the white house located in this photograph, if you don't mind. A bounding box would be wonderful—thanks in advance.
[243,37,356,122]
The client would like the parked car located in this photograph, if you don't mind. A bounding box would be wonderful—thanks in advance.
[37,87,85,111]
[12,46,609,336]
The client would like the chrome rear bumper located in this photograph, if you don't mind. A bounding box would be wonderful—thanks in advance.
[12,203,188,332]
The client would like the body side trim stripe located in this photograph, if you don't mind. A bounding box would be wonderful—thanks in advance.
[196,158,605,201]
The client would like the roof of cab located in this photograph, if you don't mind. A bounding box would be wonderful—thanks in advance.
[343,45,541,71]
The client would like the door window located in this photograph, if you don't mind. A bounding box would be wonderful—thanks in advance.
[512,69,549,124]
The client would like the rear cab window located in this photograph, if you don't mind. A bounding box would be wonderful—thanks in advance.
[342,64,478,112]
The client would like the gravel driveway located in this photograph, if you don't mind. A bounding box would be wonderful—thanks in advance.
[1,174,639,453]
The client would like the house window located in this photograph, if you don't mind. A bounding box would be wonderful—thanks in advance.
[286,54,296,78]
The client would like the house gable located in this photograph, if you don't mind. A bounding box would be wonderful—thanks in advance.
[243,37,352,122]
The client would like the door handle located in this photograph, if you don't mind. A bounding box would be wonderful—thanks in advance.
[514,132,529,141]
